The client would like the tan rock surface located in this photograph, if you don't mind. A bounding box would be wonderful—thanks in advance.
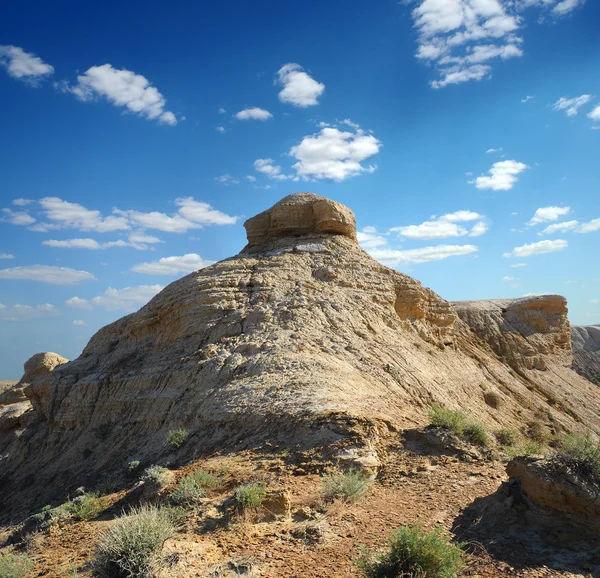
[571,325,600,386]
[1,193,599,519]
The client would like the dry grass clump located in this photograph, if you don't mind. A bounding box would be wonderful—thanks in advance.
[67,492,106,521]
[93,505,174,578]
[428,405,488,446]
[170,469,221,507]
[234,483,266,511]
[0,552,34,578]
[322,469,371,503]
[554,433,600,485]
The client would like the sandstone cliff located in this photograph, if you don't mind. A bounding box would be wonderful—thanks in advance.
[1,193,599,519]
[571,325,600,387]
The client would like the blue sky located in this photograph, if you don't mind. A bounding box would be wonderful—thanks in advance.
[1,0,599,378]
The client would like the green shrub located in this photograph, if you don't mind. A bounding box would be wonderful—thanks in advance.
[93,505,174,578]
[234,483,266,511]
[357,524,465,578]
[127,460,141,473]
[141,465,170,488]
[161,506,188,527]
[428,405,488,446]
[496,428,520,447]
[67,492,105,521]
[0,552,34,578]
[322,469,371,503]
[527,421,548,444]
[170,476,206,507]
[188,469,220,491]
[167,428,189,448]
[557,433,600,484]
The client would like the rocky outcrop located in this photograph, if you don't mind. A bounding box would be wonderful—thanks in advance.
[572,325,600,386]
[453,296,572,372]
[21,352,69,417]
[2,193,600,520]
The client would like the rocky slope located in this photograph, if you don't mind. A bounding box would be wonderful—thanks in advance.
[1,193,599,520]
[571,325,600,386]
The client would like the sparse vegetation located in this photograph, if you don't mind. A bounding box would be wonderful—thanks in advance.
[234,483,266,511]
[127,460,141,473]
[167,428,189,448]
[322,469,371,503]
[0,551,34,578]
[170,475,206,506]
[527,420,548,444]
[66,492,105,521]
[141,465,170,488]
[93,505,174,578]
[187,469,220,490]
[428,405,488,446]
[357,524,465,578]
[495,427,520,447]
[555,433,600,484]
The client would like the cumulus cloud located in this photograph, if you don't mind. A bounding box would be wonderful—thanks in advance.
[2,208,36,225]
[0,302,60,322]
[503,239,568,257]
[356,227,389,250]
[576,218,600,234]
[215,174,240,185]
[131,253,214,276]
[42,238,129,250]
[503,276,519,281]
[254,158,290,181]
[370,244,479,267]
[471,160,529,191]
[0,253,14,259]
[290,126,381,181]
[588,105,600,122]
[58,64,177,125]
[0,45,54,83]
[539,220,579,235]
[552,95,593,116]
[521,95,535,103]
[410,1,584,88]
[276,63,325,107]
[72,319,87,326]
[527,205,572,226]
[510,262,527,268]
[0,265,96,285]
[66,285,163,312]
[39,197,129,232]
[390,210,486,240]
[234,107,273,120]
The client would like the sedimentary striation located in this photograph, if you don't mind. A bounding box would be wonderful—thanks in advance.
[571,325,600,387]
[1,192,599,519]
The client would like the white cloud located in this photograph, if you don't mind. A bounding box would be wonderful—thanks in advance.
[521,95,535,103]
[486,147,503,153]
[471,159,529,190]
[174,197,237,226]
[66,285,164,312]
[132,253,213,276]
[218,107,226,114]
[215,174,240,185]
[0,253,14,259]
[527,205,572,226]
[0,265,96,285]
[12,198,34,206]
[588,105,600,122]
[290,126,381,181]
[234,107,273,121]
[0,45,54,83]
[2,208,36,225]
[576,218,600,234]
[39,197,129,232]
[216,126,225,133]
[552,95,593,116]
[128,233,162,245]
[356,227,389,250]
[410,1,583,88]
[503,239,568,257]
[59,64,177,125]
[370,244,478,266]
[390,210,486,240]
[72,319,87,326]
[276,63,325,107]
[42,238,131,250]
[245,175,257,182]
[539,220,579,235]
[254,158,289,181]
[0,302,60,322]
[503,276,519,281]
[510,262,527,268]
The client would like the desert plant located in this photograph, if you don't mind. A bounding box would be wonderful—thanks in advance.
[141,465,170,488]
[166,428,189,448]
[234,483,266,511]
[67,492,105,521]
[127,460,141,473]
[496,428,520,447]
[557,433,600,484]
[170,475,206,507]
[428,405,488,446]
[93,505,174,578]
[0,552,34,578]
[322,469,371,503]
[527,420,548,444]
[357,524,465,578]
[188,469,220,490]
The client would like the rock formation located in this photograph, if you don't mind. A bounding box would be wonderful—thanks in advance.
[571,325,600,386]
[1,192,600,520]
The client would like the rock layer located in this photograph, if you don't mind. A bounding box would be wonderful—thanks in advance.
[571,325,600,386]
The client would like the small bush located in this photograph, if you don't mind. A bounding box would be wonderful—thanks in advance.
[557,433,600,484]
[496,428,520,447]
[170,476,206,507]
[67,492,105,521]
[322,469,371,503]
[0,552,34,578]
[235,483,266,511]
[357,524,465,578]
[188,469,220,491]
[141,465,170,488]
[128,460,141,473]
[428,405,488,446]
[167,428,189,448]
[527,421,548,444]
[93,505,174,578]
[161,506,188,527]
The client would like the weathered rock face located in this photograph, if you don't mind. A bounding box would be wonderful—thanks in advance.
[572,325,600,386]
[2,193,600,520]
[453,296,572,372]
